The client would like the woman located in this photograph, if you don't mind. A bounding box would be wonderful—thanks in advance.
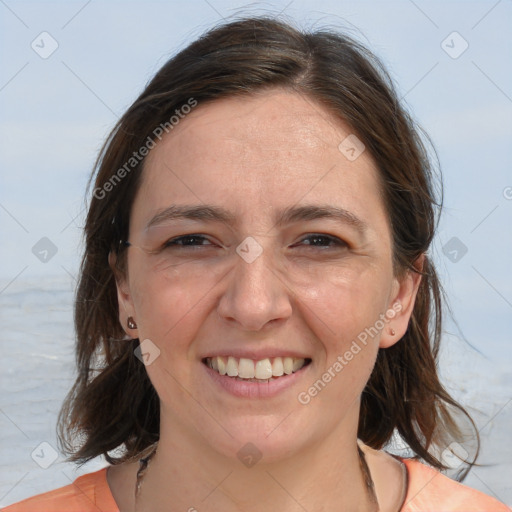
[4,16,509,512]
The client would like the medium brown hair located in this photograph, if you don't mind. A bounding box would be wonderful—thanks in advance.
[58,15,479,479]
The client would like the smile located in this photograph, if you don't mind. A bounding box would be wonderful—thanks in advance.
[202,355,313,398]
[203,356,311,381]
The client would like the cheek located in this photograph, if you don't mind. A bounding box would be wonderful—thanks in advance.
[320,348,378,415]
[289,260,390,403]
[129,259,228,353]
[287,260,390,344]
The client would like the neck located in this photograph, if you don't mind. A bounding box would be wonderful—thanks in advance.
[135,409,379,512]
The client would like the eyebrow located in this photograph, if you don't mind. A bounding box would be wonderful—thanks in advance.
[145,205,236,230]
[276,205,369,236]
[145,204,369,236]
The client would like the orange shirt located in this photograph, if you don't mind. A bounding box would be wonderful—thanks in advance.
[2,458,510,511]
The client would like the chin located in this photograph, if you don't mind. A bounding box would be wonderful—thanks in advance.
[203,415,314,466]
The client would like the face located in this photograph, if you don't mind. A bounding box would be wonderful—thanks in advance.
[115,89,421,463]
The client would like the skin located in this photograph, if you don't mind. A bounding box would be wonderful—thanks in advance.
[108,89,423,512]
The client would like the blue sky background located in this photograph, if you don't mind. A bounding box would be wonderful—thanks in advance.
[3,0,511,359]
[0,0,511,396]
[1,1,511,364]
[0,0,511,505]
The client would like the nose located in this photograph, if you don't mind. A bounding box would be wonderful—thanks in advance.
[217,248,293,331]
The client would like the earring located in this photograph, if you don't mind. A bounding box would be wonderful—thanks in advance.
[389,328,396,336]
[127,316,137,329]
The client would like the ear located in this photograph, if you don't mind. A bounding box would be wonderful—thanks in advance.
[379,254,425,349]
[108,251,138,337]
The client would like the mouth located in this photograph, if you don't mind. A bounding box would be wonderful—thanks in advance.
[202,356,312,383]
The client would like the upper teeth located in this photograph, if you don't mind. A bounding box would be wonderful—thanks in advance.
[206,356,308,379]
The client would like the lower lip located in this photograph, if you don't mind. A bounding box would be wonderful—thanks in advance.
[202,361,312,399]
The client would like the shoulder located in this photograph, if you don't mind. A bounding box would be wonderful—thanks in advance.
[399,457,511,512]
[1,468,119,512]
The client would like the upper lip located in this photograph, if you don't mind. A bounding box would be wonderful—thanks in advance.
[201,349,312,361]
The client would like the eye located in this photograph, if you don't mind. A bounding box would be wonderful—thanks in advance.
[296,234,348,249]
[163,234,215,248]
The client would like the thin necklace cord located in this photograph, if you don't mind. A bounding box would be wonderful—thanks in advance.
[134,442,380,511]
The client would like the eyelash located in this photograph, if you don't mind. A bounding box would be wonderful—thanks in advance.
[163,234,347,250]
[164,235,214,248]
[296,234,348,249]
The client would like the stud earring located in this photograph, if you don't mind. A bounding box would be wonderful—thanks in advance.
[389,328,396,336]
[127,316,137,329]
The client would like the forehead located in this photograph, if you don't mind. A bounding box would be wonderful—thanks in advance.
[133,89,386,232]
